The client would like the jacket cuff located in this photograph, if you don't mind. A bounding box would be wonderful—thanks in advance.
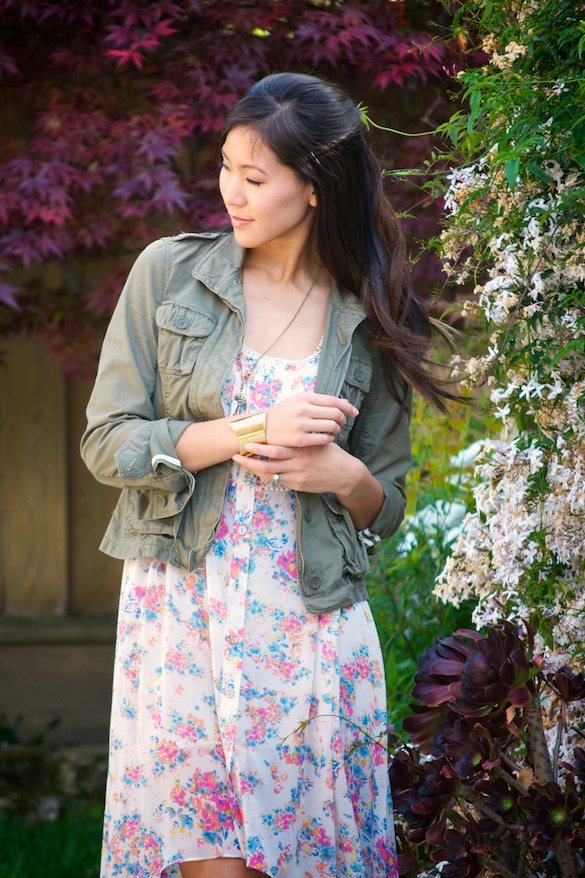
[368,486,406,542]
[115,418,194,493]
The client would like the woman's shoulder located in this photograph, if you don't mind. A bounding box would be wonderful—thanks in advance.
[138,230,229,261]
[127,231,233,287]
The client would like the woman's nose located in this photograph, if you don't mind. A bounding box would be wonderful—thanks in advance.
[223,176,246,207]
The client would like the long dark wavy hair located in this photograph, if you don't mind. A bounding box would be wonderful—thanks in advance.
[220,72,451,410]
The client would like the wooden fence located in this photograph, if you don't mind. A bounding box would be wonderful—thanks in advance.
[0,336,121,619]
[0,336,121,744]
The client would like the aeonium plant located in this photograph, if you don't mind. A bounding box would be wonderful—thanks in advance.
[390,622,585,878]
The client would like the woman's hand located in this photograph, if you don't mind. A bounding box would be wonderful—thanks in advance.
[236,441,349,494]
[264,391,358,448]
[234,441,385,529]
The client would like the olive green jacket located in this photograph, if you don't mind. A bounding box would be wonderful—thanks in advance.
[81,231,412,613]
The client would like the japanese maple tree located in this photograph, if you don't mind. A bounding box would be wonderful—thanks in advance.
[0,0,458,372]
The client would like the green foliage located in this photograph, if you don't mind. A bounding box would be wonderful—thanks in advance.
[389,2,585,873]
[0,808,103,878]
[423,0,585,656]
[0,712,60,747]
[368,392,494,730]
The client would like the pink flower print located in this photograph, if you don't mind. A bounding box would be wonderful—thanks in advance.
[173,713,205,742]
[282,745,304,766]
[248,851,268,871]
[221,717,237,747]
[197,801,222,833]
[376,836,396,866]
[229,556,246,581]
[269,763,289,793]
[182,574,201,602]
[215,516,229,542]
[248,379,280,410]
[282,614,304,635]
[274,811,296,832]
[315,825,332,847]
[354,655,372,680]
[165,647,189,673]
[124,817,141,836]
[157,740,179,762]
[246,723,264,744]
[372,744,386,767]
[266,657,297,681]
[171,785,187,807]
[253,507,271,531]
[123,765,143,785]
[277,550,297,581]
[239,776,258,794]
[321,641,336,663]
[121,646,143,689]
[133,582,166,622]
[152,739,188,773]
[209,597,230,620]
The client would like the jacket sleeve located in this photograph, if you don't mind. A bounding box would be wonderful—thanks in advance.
[80,238,195,505]
[347,358,412,541]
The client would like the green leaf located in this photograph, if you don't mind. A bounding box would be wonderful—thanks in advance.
[551,338,585,366]
[469,88,481,121]
[527,161,552,183]
[504,157,520,189]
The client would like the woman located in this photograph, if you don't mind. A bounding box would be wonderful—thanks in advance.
[82,72,445,878]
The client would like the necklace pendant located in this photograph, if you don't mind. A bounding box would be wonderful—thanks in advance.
[234,391,247,410]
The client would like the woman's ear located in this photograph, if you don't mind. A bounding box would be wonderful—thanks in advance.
[309,188,317,208]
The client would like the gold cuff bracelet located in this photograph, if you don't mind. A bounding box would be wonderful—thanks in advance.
[229,411,267,455]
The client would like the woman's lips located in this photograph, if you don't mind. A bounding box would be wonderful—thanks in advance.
[230,215,253,227]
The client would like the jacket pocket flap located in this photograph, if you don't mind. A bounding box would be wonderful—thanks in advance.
[156,302,217,337]
[344,357,372,391]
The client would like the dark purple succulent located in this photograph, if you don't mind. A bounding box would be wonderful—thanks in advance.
[441,720,501,778]
[395,621,585,875]
[473,775,523,836]
[454,622,540,720]
[390,747,460,845]
[411,631,482,707]
[403,623,541,747]
[429,821,488,878]
[547,666,585,703]
[561,746,585,787]
[518,778,585,851]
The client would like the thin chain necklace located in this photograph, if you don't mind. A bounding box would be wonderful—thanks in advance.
[234,262,323,411]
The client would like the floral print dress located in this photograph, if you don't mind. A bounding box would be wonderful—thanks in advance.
[101,341,398,878]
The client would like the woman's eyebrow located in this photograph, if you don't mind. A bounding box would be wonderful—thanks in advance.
[221,148,268,175]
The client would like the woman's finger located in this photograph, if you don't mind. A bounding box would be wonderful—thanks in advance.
[239,443,291,459]
[233,453,288,477]
[306,393,359,417]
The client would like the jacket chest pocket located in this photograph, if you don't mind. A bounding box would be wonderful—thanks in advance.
[338,357,373,445]
[156,302,217,376]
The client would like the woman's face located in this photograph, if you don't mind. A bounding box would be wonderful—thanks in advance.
[219,126,317,252]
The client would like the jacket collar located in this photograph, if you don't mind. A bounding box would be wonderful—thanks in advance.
[190,230,366,321]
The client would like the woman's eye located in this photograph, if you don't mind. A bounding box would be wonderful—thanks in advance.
[219,161,228,170]
[246,177,262,186]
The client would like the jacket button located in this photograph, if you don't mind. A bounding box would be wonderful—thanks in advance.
[157,495,168,507]
[175,316,189,329]
[303,509,312,522]
[309,576,321,590]
[355,369,366,381]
